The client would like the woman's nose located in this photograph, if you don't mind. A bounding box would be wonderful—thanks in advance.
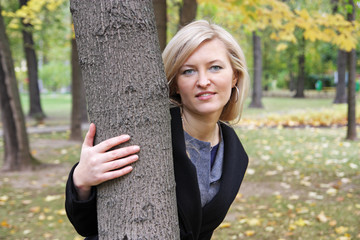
[196,71,210,87]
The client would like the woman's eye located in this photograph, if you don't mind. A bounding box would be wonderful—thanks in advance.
[182,69,195,75]
[210,65,222,72]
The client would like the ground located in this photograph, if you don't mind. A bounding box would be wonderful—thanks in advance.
[1,95,359,239]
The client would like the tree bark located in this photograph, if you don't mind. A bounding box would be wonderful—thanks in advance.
[178,0,197,29]
[346,0,357,140]
[152,0,167,51]
[294,37,305,98]
[70,0,179,239]
[333,49,347,103]
[19,0,45,120]
[249,32,263,108]
[0,7,34,171]
[70,37,86,141]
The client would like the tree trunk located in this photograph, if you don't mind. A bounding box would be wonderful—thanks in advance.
[249,32,263,108]
[0,7,34,171]
[70,1,179,239]
[333,50,347,103]
[152,0,167,51]
[332,0,347,104]
[19,0,45,120]
[346,0,357,140]
[178,0,197,29]
[70,37,86,141]
[294,37,305,98]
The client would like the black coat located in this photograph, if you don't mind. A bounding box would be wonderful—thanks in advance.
[65,107,248,240]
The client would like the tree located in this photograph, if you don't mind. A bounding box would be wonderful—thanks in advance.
[153,0,167,51]
[19,0,45,120]
[70,0,179,238]
[249,31,264,108]
[294,36,306,98]
[334,50,348,103]
[179,0,197,28]
[0,5,35,171]
[332,0,347,104]
[346,0,357,140]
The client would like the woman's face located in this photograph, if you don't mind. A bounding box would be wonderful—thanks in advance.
[176,38,237,119]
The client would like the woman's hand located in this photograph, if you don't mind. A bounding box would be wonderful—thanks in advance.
[73,123,140,200]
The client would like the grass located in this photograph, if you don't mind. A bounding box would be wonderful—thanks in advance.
[20,93,72,126]
[213,127,360,240]
[0,94,359,239]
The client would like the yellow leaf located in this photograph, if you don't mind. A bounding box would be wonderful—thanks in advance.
[1,220,10,228]
[45,195,62,202]
[294,218,311,227]
[335,226,349,234]
[329,220,337,227]
[219,222,231,229]
[55,209,66,216]
[29,206,41,213]
[245,230,256,236]
[247,218,261,226]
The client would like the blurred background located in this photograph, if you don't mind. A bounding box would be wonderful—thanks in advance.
[0,0,359,239]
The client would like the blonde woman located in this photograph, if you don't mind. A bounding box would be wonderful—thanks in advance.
[66,20,249,240]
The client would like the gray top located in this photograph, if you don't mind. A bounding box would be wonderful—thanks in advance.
[184,127,224,207]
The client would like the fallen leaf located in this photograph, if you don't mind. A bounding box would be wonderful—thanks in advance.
[326,188,338,196]
[294,218,311,226]
[245,230,255,236]
[316,211,328,223]
[335,226,348,234]
[55,209,66,216]
[30,206,41,213]
[329,220,337,227]
[45,195,61,202]
[1,220,10,228]
[247,218,261,226]
[219,222,231,229]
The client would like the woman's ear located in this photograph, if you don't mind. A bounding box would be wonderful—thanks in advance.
[232,72,239,88]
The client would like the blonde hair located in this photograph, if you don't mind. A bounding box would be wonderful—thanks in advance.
[162,20,249,124]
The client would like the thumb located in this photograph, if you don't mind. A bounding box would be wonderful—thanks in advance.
[83,123,96,147]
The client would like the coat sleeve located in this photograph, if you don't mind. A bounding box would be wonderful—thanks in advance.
[65,163,98,237]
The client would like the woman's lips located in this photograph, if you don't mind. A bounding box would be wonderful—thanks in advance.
[196,92,215,100]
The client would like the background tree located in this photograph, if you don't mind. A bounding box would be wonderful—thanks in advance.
[153,0,167,51]
[19,0,45,120]
[178,0,197,28]
[70,0,179,238]
[249,31,264,108]
[294,36,306,98]
[0,5,35,171]
[346,0,357,140]
[332,0,347,104]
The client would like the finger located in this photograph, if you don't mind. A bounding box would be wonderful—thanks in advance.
[94,134,131,153]
[103,145,140,162]
[83,123,96,147]
[102,166,134,181]
[103,154,139,172]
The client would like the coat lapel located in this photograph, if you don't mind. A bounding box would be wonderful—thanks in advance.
[171,107,202,238]
[201,122,249,234]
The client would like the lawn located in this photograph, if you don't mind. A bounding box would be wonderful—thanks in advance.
[0,94,359,239]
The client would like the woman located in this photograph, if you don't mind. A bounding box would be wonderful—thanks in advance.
[65,20,249,239]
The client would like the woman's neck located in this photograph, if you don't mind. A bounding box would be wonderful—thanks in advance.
[181,109,220,147]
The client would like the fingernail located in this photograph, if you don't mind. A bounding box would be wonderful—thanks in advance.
[133,145,140,151]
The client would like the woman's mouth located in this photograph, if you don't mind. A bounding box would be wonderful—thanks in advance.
[196,92,215,100]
